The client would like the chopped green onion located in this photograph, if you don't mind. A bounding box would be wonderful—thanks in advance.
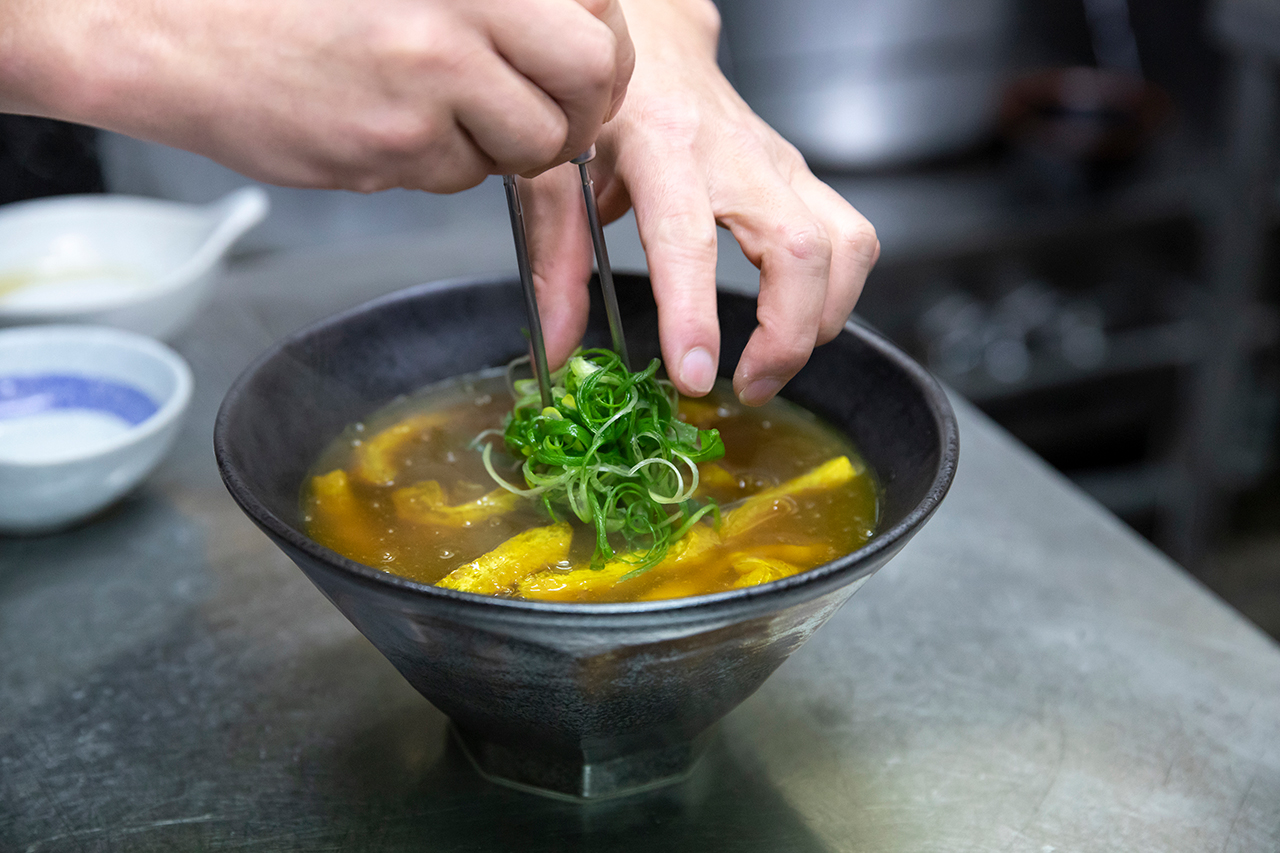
[477,348,725,575]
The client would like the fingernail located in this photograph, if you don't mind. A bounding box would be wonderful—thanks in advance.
[739,377,784,407]
[679,347,717,395]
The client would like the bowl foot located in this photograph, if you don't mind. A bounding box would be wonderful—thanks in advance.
[451,724,713,801]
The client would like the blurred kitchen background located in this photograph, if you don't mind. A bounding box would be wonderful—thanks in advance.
[3,0,1278,637]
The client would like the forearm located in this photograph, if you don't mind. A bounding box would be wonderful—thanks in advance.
[0,0,635,193]
[1,0,291,172]
[0,0,199,144]
[0,0,85,117]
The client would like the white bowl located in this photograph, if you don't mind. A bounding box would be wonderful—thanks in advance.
[0,186,268,339]
[0,325,193,534]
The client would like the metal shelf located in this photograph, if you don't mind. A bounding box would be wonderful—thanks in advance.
[828,115,1277,566]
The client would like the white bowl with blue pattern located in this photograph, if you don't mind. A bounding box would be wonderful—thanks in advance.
[0,325,192,533]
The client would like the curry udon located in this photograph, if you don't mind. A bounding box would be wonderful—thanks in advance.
[303,369,878,603]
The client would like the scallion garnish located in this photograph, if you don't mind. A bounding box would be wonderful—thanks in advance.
[477,348,725,575]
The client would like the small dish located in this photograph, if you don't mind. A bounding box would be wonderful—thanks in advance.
[0,186,268,339]
[0,324,192,534]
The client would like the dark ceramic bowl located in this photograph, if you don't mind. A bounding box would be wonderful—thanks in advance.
[215,273,958,800]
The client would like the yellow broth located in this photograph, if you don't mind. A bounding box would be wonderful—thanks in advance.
[302,371,879,602]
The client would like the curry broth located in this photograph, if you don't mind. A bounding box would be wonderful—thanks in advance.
[303,371,879,602]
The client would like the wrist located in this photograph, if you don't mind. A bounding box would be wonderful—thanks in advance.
[617,0,720,61]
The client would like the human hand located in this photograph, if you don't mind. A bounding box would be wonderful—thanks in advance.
[0,0,633,192]
[520,0,879,406]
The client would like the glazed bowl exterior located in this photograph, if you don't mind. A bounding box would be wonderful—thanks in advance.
[214,274,958,799]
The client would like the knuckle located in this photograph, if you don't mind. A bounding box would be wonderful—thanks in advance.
[335,168,396,194]
[637,99,703,149]
[652,212,717,260]
[775,222,832,266]
[816,314,848,345]
[363,113,439,159]
[692,0,722,39]
[527,114,571,163]
[772,135,808,169]
[372,13,450,72]
[575,0,612,17]
[576,28,619,92]
[355,176,394,194]
[426,165,489,194]
[842,218,879,264]
[767,334,814,375]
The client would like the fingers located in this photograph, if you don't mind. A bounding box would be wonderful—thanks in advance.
[449,49,568,178]
[576,0,635,121]
[519,166,595,370]
[621,140,722,397]
[718,173,832,406]
[607,119,876,405]
[634,134,877,407]
[484,0,633,171]
[788,171,879,345]
[727,176,879,405]
[372,0,635,190]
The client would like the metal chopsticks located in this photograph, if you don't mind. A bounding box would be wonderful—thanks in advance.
[502,146,629,408]
[501,174,553,408]
[572,147,630,370]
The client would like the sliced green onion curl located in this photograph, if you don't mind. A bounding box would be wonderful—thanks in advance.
[475,348,725,575]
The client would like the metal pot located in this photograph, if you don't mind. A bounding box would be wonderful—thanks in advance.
[722,0,1016,168]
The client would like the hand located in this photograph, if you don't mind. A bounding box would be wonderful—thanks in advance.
[0,0,633,192]
[521,0,879,405]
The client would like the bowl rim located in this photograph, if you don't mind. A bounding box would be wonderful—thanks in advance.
[215,274,959,618]
[0,323,193,467]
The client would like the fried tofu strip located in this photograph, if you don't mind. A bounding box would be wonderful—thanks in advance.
[695,463,741,495]
[677,398,725,428]
[719,456,856,540]
[351,414,443,486]
[393,480,521,527]
[522,457,857,601]
[641,542,831,600]
[436,522,572,594]
[514,457,857,601]
[730,556,803,588]
[308,470,386,565]
[516,524,721,601]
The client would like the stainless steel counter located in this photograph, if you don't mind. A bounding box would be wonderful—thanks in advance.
[3,236,1279,852]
